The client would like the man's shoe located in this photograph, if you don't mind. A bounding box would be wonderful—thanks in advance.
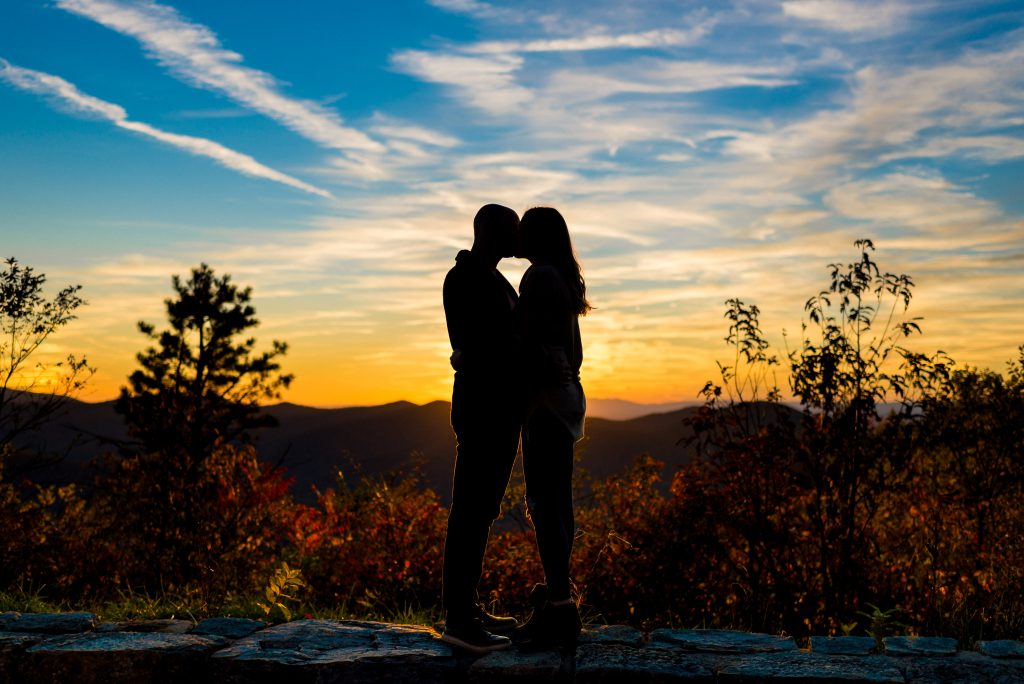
[476,603,518,633]
[440,618,512,654]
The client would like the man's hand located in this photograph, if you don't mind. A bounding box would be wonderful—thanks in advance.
[450,349,464,371]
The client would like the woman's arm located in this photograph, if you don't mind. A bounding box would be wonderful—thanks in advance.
[519,266,573,385]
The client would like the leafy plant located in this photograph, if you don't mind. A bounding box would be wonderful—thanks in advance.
[859,603,909,648]
[257,562,305,622]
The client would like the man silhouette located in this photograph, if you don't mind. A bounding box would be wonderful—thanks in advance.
[440,204,522,653]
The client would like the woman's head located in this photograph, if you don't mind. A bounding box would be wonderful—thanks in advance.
[519,207,591,316]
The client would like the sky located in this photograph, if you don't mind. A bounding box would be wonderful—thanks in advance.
[1,0,1022,408]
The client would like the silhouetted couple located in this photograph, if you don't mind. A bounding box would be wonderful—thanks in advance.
[440,204,590,654]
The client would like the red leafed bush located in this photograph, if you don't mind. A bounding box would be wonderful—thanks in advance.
[290,468,447,615]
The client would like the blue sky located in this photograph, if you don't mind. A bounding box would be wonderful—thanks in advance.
[1,0,1022,406]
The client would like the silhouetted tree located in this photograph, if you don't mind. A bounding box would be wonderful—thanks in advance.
[101,263,293,593]
[0,257,93,474]
[116,263,292,460]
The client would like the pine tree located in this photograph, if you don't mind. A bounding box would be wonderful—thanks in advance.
[116,263,292,462]
[104,264,293,593]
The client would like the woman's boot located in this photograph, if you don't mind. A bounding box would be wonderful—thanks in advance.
[518,599,581,651]
[513,583,548,642]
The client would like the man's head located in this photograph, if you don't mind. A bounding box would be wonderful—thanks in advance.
[472,204,519,259]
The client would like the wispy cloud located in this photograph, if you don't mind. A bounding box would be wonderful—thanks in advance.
[543,59,797,103]
[781,0,917,36]
[463,24,715,54]
[391,51,531,114]
[370,118,461,148]
[55,0,382,153]
[0,59,331,198]
[427,0,510,21]
[824,171,1005,237]
[716,36,1024,180]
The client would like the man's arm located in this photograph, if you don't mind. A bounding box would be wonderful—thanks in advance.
[443,267,469,355]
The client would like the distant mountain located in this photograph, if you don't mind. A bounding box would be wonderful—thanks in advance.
[9,397,703,504]
[586,398,698,421]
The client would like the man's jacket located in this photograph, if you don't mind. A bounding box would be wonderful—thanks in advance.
[443,249,519,383]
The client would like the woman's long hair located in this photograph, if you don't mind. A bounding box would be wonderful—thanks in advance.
[519,207,591,316]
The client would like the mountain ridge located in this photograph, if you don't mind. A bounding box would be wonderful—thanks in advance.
[8,395,702,504]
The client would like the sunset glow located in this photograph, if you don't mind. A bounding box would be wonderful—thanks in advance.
[2,0,1022,407]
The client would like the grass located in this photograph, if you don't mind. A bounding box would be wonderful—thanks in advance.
[0,584,437,627]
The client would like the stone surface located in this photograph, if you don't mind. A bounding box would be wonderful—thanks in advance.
[578,625,645,647]
[0,631,47,682]
[468,647,564,682]
[210,619,458,684]
[574,643,715,683]
[883,636,958,657]
[719,653,904,683]
[810,636,878,656]
[976,640,1024,659]
[21,631,228,684]
[96,618,194,634]
[193,617,266,640]
[650,629,797,654]
[0,610,98,633]
[4,614,1024,683]
[902,651,1024,683]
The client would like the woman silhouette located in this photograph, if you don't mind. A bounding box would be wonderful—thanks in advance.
[514,206,590,649]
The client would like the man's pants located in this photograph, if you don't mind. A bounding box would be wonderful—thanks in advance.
[522,405,576,602]
[442,381,521,623]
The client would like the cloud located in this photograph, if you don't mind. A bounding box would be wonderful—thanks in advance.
[391,50,531,114]
[543,59,797,103]
[0,58,126,120]
[714,36,1024,184]
[0,59,331,198]
[464,24,715,54]
[56,0,382,153]
[825,172,1004,236]
[370,120,461,148]
[878,135,1024,163]
[781,0,917,35]
[427,0,511,20]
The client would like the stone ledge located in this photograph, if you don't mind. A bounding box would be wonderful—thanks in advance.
[0,613,1022,683]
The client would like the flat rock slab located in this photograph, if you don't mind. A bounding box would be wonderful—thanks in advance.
[0,631,47,680]
[578,625,645,647]
[976,640,1024,659]
[575,643,715,683]
[21,631,228,684]
[210,619,458,684]
[810,636,878,656]
[902,651,1024,683]
[96,619,194,634]
[884,636,958,657]
[468,648,564,682]
[193,617,266,639]
[650,629,797,654]
[0,611,98,633]
[719,653,904,683]
[0,631,46,649]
